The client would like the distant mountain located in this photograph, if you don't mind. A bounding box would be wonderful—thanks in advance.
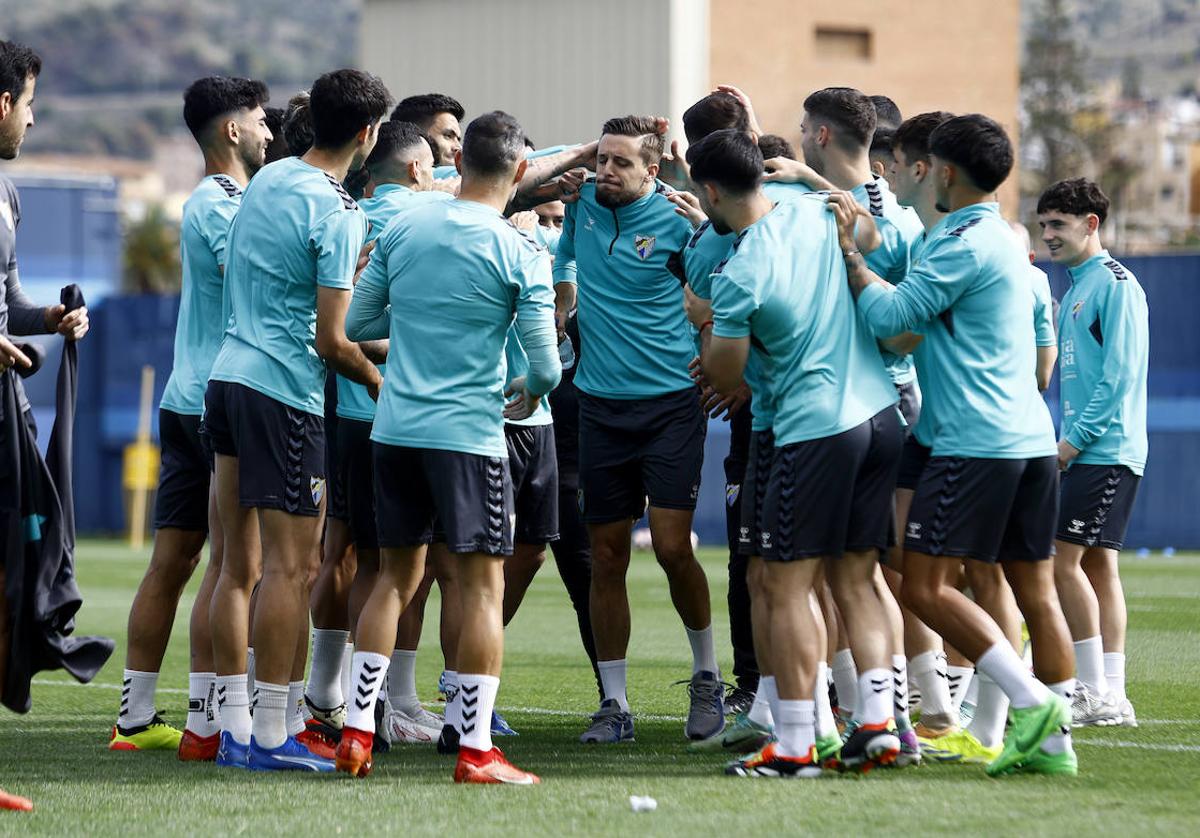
[0,0,361,157]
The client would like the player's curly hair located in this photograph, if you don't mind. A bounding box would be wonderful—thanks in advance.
[182,76,270,141]
[1037,177,1110,225]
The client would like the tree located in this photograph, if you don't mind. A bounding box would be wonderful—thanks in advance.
[1021,0,1091,189]
[123,205,180,294]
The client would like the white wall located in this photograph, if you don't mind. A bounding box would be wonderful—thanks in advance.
[361,0,709,147]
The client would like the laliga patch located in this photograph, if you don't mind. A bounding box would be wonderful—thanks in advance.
[726,483,741,507]
[634,234,656,260]
[310,477,326,506]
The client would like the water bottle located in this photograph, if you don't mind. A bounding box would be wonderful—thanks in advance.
[558,334,576,371]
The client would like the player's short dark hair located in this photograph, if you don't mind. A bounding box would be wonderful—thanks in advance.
[0,41,41,103]
[687,128,763,196]
[264,106,285,137]
[309,68,392,150]
[461,110,526,176]
[804,87,877,150]
[682,93,749,144]
[182,76,270,141]
[757,133,796,160]
[928,113,1013,193]
[390,93,465,127]
[894,111,955,164]
[1037,177,1110,225]
[870,127,895,158]
[869,94,902,131]
[601,115,666,165]
[282,91,313,156]
[365,120,428,177]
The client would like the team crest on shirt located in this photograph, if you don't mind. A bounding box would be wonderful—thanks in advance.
[634,234,656,260]
[310,477,326,506]
[1071,299,1086,319]
[726,483,741,507]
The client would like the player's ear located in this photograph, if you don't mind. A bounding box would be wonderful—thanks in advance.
[646,160,660,182]
[1086,212,1101,235]
[818,124,830,148]
[871,160,886,178]
[225,118,239,146]
[454,148,463,176]
[513,157,528,186]
[0,90,13,120]
[703,182,719,208]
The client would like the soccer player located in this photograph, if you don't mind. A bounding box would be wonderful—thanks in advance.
[1008,220,1059,392]
[869,94,903,131]
[554,115,721,744]
[756,134,795,162]
[686,129,901,776]
[338,110,559,784]
[204,68,390,772]
[263,106,289,164]
[390,93,464,166]
[794,86,924,758]
[320,120,453,745]
[833,114,1078,777]
[1039,178,1148,728]
[111,76,272,757]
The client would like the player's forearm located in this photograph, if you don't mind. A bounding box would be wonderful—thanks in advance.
[844,251,891,299]
[553,281,576,321]
[507,142,597,214]
[1036,346,1057,392]
[358,339,388,364]
[4,276,51,335]
[321,339,382,389]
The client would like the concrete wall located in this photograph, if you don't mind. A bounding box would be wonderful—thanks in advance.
[361,0,710,148]
[708,0,1022,212]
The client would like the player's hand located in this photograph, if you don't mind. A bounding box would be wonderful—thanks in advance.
[667,190,706,228]
[510,210,539,232]
[353,240,376,285]
[45,304,90,341]
[688,355,704,382]
[683,283,713,329]
[0,334,32,373]
[652,116,670,137]
[699,381,750,421]
[1057,438,1080,471]
[431,175,461,196]
[366,372,383,402]
[556,168,587,203]
[714,84,762,137]
[825,191,861,254]
[554,307,569,342]
[503,377,539,421]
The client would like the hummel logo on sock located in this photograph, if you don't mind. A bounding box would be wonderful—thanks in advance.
[870,678,889,693]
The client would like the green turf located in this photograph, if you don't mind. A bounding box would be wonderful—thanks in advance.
[2,541,1198,835]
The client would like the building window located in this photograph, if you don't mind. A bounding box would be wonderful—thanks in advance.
[815,26,872,61]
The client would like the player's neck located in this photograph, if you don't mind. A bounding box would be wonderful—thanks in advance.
[914,188,943,231]
[203,148,250,188]
[302,146,358,183]
[820,152,873,191]
[457,177,512,214]
[942,187,996,214]
[728,192,775,234]
[1066,236,1104,268]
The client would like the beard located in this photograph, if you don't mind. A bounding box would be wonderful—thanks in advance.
[595,184,639,209]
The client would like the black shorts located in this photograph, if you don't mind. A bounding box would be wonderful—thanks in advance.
[202,380,326,517]
[896,435,932,491]
[154,409,210,531]
[737,429,775,557]
[1056,464,1141,550]
[905,455,1058,563]
[760,407,902,561]
[373,443,514,556]
[506,423,559,545]
[896,381,921,431]
[337,417,378,549]
[577,387,706,524]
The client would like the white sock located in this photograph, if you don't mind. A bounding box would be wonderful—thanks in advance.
[388,649,420,715]
[286,681,306,738]
[443,671,461,732]
[832,649,857,719]
[775,699,816,758]
[215,674,251,744]
[1042,680,1075,755]
[306,629,350,709]
[966,672,1009,748]
[976,641,1050,709]
[814,663,837,739]
[458,673,500,752]
[748,675,775,727]
[345,651,390,732]
[857,668,893,725]
[245,649,255,697]
[685,625,718,675]
[252,681,289,749]
[1074,635,1105,695]
[598,659,630,712]
[1104,652,1127,702]
[186,672,220,737]
[340,643,353,711]
[891,655,911,727]
[119,669,158,728]
[948,664,975,711]
[910,652,954,721]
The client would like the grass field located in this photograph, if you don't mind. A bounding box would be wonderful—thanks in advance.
[1,540,1198,836]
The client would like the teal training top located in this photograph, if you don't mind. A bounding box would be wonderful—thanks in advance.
[857,202,1057,459]
[346,198,561,457]
[335,184,453,422]
[1058,251,1149,475]
[711,196,897,446]
[161,174,242,416]
[552,179,695,399]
